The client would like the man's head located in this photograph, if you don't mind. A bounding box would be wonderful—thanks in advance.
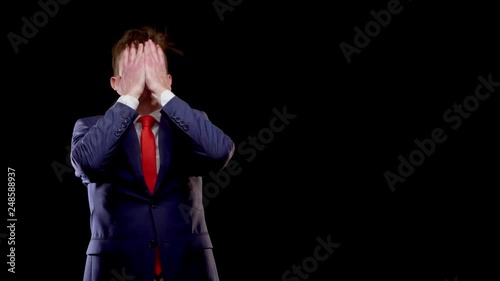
[111,25,174,77]
[110,26,182,101]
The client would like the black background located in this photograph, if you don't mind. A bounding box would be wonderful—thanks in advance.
[3,0,498,280]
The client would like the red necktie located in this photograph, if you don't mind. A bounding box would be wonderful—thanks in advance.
[139,115,157,194]
[138,115,162,276]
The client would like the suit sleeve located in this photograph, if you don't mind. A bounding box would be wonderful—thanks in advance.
[70,102,138,181]
[161,96,235,174]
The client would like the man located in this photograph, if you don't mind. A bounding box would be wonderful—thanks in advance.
[70,26,235,281]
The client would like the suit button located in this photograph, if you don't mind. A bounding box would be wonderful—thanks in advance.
[150,200,158,208]
[148,240,157,248]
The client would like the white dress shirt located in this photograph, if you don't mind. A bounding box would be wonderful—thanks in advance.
[116,90,176,173]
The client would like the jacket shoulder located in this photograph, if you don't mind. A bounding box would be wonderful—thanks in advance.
[73,115,103,128]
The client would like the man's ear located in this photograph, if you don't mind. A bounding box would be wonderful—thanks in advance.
[110,76,121,94]
[167,74,173,90]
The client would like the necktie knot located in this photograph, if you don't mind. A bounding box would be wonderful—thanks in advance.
[139,115,155,128]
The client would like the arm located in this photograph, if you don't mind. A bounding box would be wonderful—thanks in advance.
[144,39,235,174]
[70,102,138,180]
[72,43,144,181]
[161,94,235,174]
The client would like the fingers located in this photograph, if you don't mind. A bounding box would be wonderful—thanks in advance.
[124,43,145,68]
[136,43,144,64]
[121,45,130,70]
[146,39,160,63]
[137,43,144,57]
[147,39,166,69]
[144,40,151,57]
[156,43,166,67]
[129,44,137,62]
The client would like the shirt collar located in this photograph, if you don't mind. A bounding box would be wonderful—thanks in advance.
[135,109,161,124]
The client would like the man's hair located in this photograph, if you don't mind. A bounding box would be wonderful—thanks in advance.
[111,25,183,76]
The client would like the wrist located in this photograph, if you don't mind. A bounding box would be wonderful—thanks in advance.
[117,95,139,110]
[159,89,176,106]
[152,86,168,97]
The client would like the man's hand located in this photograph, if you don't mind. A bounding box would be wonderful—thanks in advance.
[145,39,172,99]
[115,43,146,99]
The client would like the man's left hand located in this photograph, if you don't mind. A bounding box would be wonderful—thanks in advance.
[145,39,172,99]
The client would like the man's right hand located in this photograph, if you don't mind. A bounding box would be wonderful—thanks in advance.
[115,43,146,99]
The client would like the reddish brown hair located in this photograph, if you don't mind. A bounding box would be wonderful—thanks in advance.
[111,25,182,75]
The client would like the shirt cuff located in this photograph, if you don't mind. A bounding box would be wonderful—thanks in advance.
[116,95,139,110]
[159,89,176,107]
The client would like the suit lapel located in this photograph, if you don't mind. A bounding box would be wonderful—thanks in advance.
[123,115,174,195]
[156,117,173,193]
[123,124,146,188]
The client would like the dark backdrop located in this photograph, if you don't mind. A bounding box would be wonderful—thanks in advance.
[4,0,498,280]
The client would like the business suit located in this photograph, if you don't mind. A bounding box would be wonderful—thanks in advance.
[71,94,235,281]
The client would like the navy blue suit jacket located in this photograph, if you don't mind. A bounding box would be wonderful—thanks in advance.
[70,96,234,281]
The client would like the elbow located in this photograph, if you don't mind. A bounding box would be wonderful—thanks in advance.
[70,148,105,177]
[213,141,235,172]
